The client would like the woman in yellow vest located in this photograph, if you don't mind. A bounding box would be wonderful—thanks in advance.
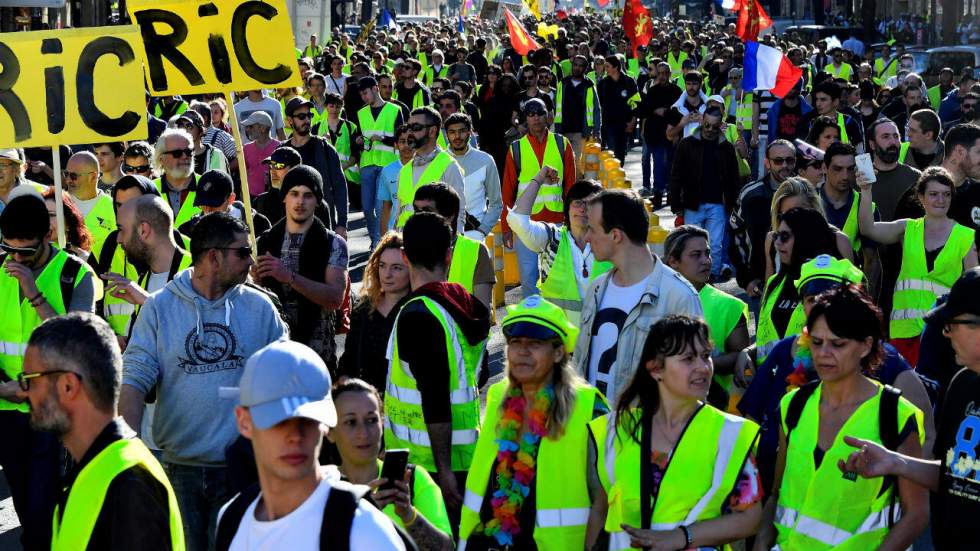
[755,207,846,367]
[459,295,608,551]
[587,315,761,551]
[664,225,749,410]
[856,166,978,366]
[328,377,454,550]
[755,286,929,551]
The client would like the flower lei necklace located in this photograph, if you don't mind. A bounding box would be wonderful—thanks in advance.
[479,384,554,546]
[785,329,815,391]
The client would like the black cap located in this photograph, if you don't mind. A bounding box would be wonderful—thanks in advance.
[263,146,302,166]
[925,267,980,324]
[285,97,315,116]
[177,109,205,128]
[280,165,324,203]
[357,76,379,91]
[193,170,234,207]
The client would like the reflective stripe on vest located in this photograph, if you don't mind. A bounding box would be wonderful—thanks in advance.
[538,227,611,325]
[554,82,596,127]
[154,176,201,228]
[515,133,565,215]
[0,249,88,411]
[395,151,456,228]
[358,102,401,167]
[890,218,974,338]
[775,383,924,550]
[459,381,599,551]
[384,296,483,472]
[756,273,807,366]
[51,438,184,551]
[700,284,748,392]
[722,87,753,128]
[320,119,361,183]
[591,406,759,551]
[447,235,481,293]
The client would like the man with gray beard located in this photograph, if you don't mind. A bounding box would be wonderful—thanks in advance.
[153,128,202,229]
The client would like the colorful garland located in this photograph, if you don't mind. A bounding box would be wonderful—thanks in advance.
[785,330,815,391]
[479,384,554,546]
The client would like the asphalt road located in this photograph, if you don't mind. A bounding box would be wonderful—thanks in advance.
[0,144,752,549]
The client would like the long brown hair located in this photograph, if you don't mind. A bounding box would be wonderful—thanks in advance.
[41,188,92,252]
[360,231,404,309]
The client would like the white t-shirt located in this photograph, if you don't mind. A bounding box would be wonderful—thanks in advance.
[587,274,650,400]
[221,475,406,551]
[71,193,101,219]
[234,96,286,139]
[326,74,347,96]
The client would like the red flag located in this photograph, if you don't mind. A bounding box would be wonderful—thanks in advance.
[623,0,653,56]
[736,0,772,42]
[504,8,540,56]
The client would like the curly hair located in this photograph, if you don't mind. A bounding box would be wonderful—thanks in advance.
[360,231,405,310]
[41,188,92,252]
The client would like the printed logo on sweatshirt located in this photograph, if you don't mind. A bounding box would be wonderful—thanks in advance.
[178,323,244,374]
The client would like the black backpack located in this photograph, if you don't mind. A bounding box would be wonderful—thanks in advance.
[783,381,903,526]
[214,481,418,551]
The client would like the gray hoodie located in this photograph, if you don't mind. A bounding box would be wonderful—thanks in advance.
[123,269,289,466]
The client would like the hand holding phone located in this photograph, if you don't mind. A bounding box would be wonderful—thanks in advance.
[378,449,410,492]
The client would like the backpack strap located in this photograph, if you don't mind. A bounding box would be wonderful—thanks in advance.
[214,483,262,551]
[554,133,566,156]
[59,254,83,312]
[877,384,903,512]
[784,380,820,443]
[510,140,522,178]
[319,480,419,551]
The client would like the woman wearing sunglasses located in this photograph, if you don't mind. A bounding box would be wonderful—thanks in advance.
[857,166,979,366]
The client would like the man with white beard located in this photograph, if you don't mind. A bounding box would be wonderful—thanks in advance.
[153,129,202,228]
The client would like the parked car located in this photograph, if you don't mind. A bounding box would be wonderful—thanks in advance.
[784,25,882,45]
[919,46,980,86]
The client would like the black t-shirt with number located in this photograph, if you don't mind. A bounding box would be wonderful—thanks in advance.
[932,368,980,550]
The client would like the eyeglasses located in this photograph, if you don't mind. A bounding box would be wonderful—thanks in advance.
[214,245,253,258]
[123,164,151,174]
[1,242,40,256]
[18,369,82,391]
[773,230,793,243]
[62,171,93,180]
[769,156,796,166]
[268,162,288,170]
[164,148,193,159]
[407,122,434,132]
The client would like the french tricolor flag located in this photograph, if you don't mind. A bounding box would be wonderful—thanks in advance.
[742,41,803,98]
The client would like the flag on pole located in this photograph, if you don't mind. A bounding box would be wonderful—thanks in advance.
[504,8,540,55]
[524,0,542,20]
[716,0,740,10]
[742,41,803,97]
[462,0,473,16]
[623,0,653,56]
[458,15,465,37]
[735,0,771,42]
[380,9,400,32]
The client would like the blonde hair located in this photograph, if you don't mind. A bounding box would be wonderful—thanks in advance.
[503,351,588,440]
[770,176,826,231]
[360,231,404,309]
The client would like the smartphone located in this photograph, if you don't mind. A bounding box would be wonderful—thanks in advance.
[855,153,876,184]
[379,449,410,492]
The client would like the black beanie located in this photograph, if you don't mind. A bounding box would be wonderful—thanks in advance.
[280,165,324,203]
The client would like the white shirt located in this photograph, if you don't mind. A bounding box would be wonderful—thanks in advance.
[326,73,347,96]
[222,473,406,551]
[506,213,595,297]
[71,192,103,219]
[234,96,286,139]
[587,273,651,400]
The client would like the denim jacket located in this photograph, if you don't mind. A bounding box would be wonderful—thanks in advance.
[573,255,703,404]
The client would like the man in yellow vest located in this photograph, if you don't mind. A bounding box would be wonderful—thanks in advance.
[874,43,898,85]
[824,47,854,81]
[423,49,449,86]
[664,224,749,407]
[64,151,116,256]
[392,59,431,110]
[666,36,688,80]
[0,193,98,551]
[385,211,491,529]
[357,76,405,248]
[19,313,183,550]
[554,55,601,166]
[154,128,202,229]
[501,98,577,297]
[412,182,495,307]
[798,81,864,150]
[927,68,955,110]
[394,107,466,233]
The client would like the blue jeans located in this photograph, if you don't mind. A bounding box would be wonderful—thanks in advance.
[164,463,232,551]
[602,125,628,164]
[641,141,653,190]
[360,165,383,245]
[651,143,673,194]
[514,236,540,297]
[684,203,727,278]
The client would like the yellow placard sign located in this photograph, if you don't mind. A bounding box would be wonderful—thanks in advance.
[0,25,147,148]
[129,0,303,96]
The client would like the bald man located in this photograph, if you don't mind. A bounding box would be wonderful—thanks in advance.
[101,195,191,451]
[65,151,116,255]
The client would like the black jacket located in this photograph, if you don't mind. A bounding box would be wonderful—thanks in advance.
[669,130,742,213]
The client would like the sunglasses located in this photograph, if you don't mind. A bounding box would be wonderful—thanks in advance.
[164,148,193,159]
[773,230,793,243]
[769,156,796,166]
[1,242,40,256]
[407,123,433,132]
[62,171,93,180]
[944,319,980,333]
[215,245,253,259]
[525,110,546,117]
[268,162,288,170]
[123,164,151,174]
[291,112,313,120]
[18,369,82,391]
